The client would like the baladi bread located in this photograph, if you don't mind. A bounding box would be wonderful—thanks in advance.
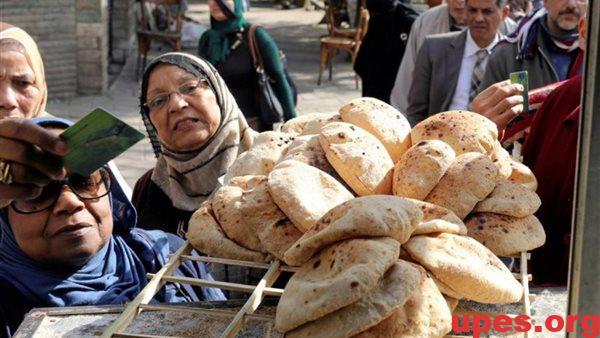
[319,122,394,195]
[284,196,422,266]
[393,140,456,200]
[339,97,411,162]
[281,113,324,136]
[300,112,343,135]
[465,213,546,256]
[287,260,421,338]
[187,201,270,262]
[473,179,541,217]
[490,141,513,179]
[444,296,460,312]
[404,233,523,304]
[275,237,400,332]
[508,160,538,191]
[212,175,285,252]
[354,264,452,338]
[411,111,498,155]
[223,131,292,183]
[279,134,341,180]
[257,218,302,263]
[429,271,463,300]
[407,199,467,236]
[268,160,353,232]
[425,152,498,219]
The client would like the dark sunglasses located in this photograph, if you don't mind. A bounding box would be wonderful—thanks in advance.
[10,167,112,214]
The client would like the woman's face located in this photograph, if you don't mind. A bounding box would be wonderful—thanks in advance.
[0,48,41,118]
[146,64,221,152]
[208,0,235,21]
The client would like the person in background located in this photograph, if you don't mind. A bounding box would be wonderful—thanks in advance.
[406,0,509,125]
[389,0,517,112]
[198,0,296,131]
[477,0,584,99]
[507,0,533,22]
[353,0,418,103]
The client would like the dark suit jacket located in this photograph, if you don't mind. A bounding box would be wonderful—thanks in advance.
[406,30,467,126]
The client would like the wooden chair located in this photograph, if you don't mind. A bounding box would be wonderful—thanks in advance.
[136,0,184,79]
[324,0,355,38]
[317,7,369,88]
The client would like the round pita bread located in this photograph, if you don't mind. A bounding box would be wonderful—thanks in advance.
[268,160,354,232]
[257,218,303,264]
[354,263,452,338]
[407,199,467,236]
[425,152,499,219]
[275,237,400,332]
[224,131,292,183]
[187,201,270,262]
[428,271,463,300]
[508,160,538,191]
[404,233,523,304]
[465,213,546,256]
[300,112,343,135]
[411,111,498,156]
[473,179,541,217]
[490,141,512,179]
[319,122,394,195]
[284,196,422,266]
[393,140,456,200]
[279,134,341,179]
[286,260,421,338]
[212,175,286,252]
[281,113,325,136]
[339,97,412,162]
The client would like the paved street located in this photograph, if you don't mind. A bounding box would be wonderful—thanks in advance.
[47,1,361,187]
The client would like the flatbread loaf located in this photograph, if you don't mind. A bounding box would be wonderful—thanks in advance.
[407,199,466,235]
[425,152,498,219]
[284,196,422,266]
[268,160,354,232]
[281,113,324,136]
[187,201,269,262]
[404,233,523,304]
[465,213,546,256]
[275,237,400,332]
[319,122,394,195]
[490,141,512,179]
[473,179,541,217]
[411,111,498,155]
[257,218,303,263]
[300,112,343,135]
[339,97,412,162]
[279,134,341,180]
[286,260,421,338]
[508,160,538,191]
[223,131,292,182]
[393,140,456,200]
[212,175,286,252]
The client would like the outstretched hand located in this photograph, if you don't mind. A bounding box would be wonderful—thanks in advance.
[471,80,524,133]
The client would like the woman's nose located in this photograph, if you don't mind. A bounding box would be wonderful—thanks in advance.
[0,83,18,115]
[53,188,86,215]
[167,92,189,114]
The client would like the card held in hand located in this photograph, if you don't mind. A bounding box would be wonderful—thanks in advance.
[61,108,145,176]
[509,71,529,112]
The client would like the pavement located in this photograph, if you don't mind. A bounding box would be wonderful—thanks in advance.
[47,1,361,187]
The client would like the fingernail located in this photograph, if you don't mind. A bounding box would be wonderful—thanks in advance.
[55,140,69,154]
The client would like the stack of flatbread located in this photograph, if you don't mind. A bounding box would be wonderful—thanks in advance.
[185,98,547,337]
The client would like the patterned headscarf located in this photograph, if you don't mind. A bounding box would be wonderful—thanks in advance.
[139,52,255,211]
[0,24,48,118]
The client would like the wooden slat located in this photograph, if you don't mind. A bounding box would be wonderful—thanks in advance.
[506,252,531,260]
[113,333,183,338]
[513,272,533,281]
[221,261,282,338]
[178,255,299,272]
[146,273,284,296]
[520,251,532,338]
[101,242,192,338]
[137,304,274,322]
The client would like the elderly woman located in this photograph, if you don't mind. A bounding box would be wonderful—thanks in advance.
[132,53,255,234]
[0,117,225,337]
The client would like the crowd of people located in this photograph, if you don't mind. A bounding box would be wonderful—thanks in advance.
[0,0,591,335]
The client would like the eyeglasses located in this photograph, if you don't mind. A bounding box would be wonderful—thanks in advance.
[10,167,112,214]
[144,79,211,112]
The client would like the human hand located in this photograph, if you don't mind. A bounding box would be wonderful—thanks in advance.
[471,80,524,133]
[0,118,68,200]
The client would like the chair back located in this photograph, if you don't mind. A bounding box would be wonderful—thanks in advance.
[139,0,184,33]
[353,8,369,46]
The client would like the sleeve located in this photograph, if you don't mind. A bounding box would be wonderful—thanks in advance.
[0,278,31,338]
[406,39,432,126]
[477,45,510,93]
[390,14,422,111]
[254,27,297,121]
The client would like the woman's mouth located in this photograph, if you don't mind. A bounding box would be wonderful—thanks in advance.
[174,118,200,132]
[54,223,93,238]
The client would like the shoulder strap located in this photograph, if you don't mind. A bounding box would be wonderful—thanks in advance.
[247,24,264,69]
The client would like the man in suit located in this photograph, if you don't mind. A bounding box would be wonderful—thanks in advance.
[406,0,510,126]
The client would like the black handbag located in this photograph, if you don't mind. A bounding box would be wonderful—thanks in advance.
[248,25,292,125]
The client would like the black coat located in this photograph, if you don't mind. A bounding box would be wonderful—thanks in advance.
[354,1,418,103]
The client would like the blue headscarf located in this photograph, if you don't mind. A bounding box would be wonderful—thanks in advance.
[0,117,223,309]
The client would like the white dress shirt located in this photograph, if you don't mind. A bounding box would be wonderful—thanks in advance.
[448,30,500,111]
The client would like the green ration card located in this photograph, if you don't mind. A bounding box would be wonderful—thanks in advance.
[61,108,145,176]
[509,71,529,112]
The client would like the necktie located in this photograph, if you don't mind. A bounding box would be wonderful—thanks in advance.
[469,49,489,102]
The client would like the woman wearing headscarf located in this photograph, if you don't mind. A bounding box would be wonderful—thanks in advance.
[1,117,224,338]
[198,0,296,131]
[0,23,69,210]
[132,52,256,236]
